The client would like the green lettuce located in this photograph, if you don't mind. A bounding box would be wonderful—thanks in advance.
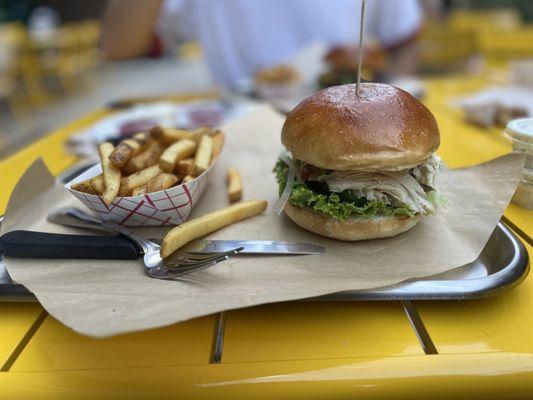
[427,190,448,208]
[274,159,415,222]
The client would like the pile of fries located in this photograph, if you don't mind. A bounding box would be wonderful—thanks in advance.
[71,126,224,205]
[68,123,267,257]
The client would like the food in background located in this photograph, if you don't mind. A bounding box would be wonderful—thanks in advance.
[254,64,303,101]
[463,103,528,128]
[319,45,386,89]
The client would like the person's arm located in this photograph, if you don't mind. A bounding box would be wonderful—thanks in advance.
[372,0,423,78]
[385,37,421,77]
[100,0,162,60]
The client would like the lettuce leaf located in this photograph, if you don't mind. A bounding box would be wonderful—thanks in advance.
[273,159,415,222]
[427,190,448,208]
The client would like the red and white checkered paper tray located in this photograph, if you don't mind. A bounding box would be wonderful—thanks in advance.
[66,163,213,227]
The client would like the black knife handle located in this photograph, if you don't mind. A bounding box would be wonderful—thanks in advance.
[0,230,141,260]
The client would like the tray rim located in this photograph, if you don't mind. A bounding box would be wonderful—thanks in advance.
[315,222,529,301]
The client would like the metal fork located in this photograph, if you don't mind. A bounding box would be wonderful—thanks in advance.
[47,207,243,279]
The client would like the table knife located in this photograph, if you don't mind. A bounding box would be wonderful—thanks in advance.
[0,230,324,260]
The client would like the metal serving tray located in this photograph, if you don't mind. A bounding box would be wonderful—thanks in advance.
[0,222,528,302]
[318,222,529,301]
[0,162,529,302]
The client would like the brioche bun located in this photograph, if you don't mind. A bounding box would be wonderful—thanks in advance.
[281,83,440,171]
[284,204,422,241]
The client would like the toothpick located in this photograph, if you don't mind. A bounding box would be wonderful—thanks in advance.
[356,0,366,97]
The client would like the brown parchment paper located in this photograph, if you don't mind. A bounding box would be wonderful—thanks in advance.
[2,106,525,337]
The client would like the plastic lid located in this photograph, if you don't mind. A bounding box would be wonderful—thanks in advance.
[506,118,533,146]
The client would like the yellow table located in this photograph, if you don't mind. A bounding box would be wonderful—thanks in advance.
[0,79,532,398]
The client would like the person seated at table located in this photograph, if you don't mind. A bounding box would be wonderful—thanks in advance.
[100,0,423,89]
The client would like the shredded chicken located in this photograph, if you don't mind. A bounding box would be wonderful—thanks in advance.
[410,154,441,189]
[313,155,442,215]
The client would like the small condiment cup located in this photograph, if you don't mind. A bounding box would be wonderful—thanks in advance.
[505,118,533,209]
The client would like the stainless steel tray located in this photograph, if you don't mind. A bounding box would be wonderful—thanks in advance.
[0,161,528,301]
[0,222,528,301]
[318,222,529,300]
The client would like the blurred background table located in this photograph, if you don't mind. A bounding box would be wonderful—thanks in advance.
[0,1,533,157]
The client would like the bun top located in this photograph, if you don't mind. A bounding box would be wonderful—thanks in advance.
[281,83,440,170]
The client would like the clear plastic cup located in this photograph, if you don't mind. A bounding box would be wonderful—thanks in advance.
[505,118,533,209]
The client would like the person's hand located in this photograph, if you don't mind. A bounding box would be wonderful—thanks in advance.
[101,0,162,60]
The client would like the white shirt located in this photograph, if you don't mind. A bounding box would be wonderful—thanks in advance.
[157,0,422,88]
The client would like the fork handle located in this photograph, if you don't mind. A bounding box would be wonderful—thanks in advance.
[0,230,141,260]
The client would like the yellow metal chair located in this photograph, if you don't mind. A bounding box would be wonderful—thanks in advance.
[478,26,533,64]
[74,20,102,89]
[0,23,34,127]
[448,8,523,33]
[2,22,55,107]
[423,9,531,71]
[15,20,102,101]
[34,24,84,95]
[419,22,477,72]
[76,20,102,69]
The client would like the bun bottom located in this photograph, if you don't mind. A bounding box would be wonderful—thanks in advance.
[284,204,422,241]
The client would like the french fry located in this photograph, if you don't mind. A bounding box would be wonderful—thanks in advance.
[122,141,164,175]
[118,165,161,196]
[146,173,179,193]
[89,174,105,195]
[70,178,97,195]
[99,142,121,205]
[161,200,268,258]
[159,139,197,172]
[150,126,196,144]
[211,132,225,159]
[227,168,243,202]
[109,132,151,167]
[174,158,194,177]
[191,126,219,136]
[182,175,195,183]
[190,126,211,135]
[193,135,213,176]
[132,185,148,196]
[110,143,134,168]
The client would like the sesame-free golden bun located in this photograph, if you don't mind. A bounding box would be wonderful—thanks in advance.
[281,83,440,171]
[284,204,422,241]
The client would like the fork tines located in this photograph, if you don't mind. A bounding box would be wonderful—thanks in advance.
[162,247,245,278]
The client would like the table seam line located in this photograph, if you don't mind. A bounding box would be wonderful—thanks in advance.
[1,309,48,372]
